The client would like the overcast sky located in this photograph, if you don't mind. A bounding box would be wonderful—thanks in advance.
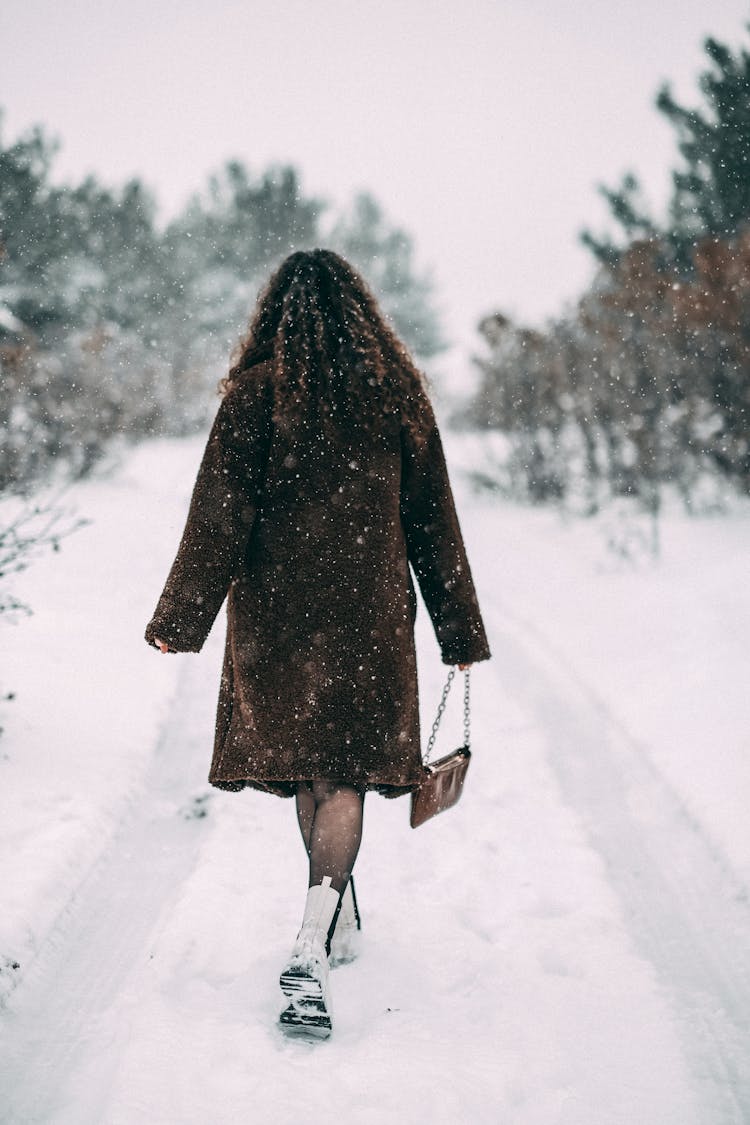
[2,0,748,385]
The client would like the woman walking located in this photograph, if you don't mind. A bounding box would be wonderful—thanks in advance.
[144,248,490,1037]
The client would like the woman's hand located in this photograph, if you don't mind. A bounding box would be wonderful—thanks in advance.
[154,638,170,654]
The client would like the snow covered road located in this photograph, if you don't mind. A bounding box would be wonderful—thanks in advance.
[487,593,750,1122]
[1,436,749,1123]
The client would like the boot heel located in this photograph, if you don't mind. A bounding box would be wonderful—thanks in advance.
[279,970,332,1036]
[329,875,362,968]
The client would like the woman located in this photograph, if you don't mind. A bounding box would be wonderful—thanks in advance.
[145,248,490,1037]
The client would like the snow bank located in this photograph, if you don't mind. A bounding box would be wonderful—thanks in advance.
[0,439,205,1000]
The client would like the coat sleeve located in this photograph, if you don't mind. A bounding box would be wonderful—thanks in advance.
[144,380,272,653]
[400,394,491,666]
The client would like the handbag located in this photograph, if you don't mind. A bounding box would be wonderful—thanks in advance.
[410,667,472,829]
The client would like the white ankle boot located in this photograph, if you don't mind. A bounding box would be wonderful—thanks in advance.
[329,875,361,968]
[279,875,341,1037]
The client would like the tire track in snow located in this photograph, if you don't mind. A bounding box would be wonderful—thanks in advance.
[486,592,750,1124]
[0,653,217,1125]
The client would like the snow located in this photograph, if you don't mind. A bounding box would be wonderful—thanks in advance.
[474,491,750,886]
[1,433,749,1123]
[0,304,25,334]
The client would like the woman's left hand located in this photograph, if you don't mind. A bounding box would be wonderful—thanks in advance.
[154,638,170,654]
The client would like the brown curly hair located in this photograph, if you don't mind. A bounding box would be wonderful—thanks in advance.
[220,248,430,443]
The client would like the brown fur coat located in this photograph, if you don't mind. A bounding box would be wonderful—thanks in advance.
[145,359,490,798]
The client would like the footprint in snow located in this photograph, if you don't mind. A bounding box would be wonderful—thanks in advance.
[179,792,212,820]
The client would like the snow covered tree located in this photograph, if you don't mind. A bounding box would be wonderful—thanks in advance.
[160,160,326,395]
[469,225,750,506]
[578,26,750,492]
[326,191,445,358]
[1,112,445,494]
[0,112,64,334]
[468,313,570,502]
[466,23,750,509]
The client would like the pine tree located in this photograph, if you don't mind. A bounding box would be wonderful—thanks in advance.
[326,192,445,358]
[582,28,750,264]
[1,112,447,492]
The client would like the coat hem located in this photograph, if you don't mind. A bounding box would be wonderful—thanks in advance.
[208,772,423,800]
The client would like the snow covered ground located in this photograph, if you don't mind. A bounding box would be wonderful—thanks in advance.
[1,432,749,1124]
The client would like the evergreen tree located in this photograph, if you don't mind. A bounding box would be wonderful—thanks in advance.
[0,113,63,332]
[583,28,750,263]
[327,191,445,358]
[1,112,446,493]
[162,159,326,375]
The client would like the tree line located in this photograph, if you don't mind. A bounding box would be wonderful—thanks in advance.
[0,113,444,494]
[466,30,750,513]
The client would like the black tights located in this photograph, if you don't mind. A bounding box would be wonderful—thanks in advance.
[295,780,365,895]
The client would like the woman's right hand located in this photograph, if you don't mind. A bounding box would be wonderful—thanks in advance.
[154,638,170,654]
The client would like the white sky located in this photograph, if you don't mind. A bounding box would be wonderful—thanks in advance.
[2,0,748,385]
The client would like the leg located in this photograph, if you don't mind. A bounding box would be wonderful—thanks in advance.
[306,780,365,894]
[279,780,365,1036]
[296,782,363,969]
[295,781,315,853]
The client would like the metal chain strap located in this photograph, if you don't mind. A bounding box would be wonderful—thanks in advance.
[423,667,471,765]
[463,665,471,748]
